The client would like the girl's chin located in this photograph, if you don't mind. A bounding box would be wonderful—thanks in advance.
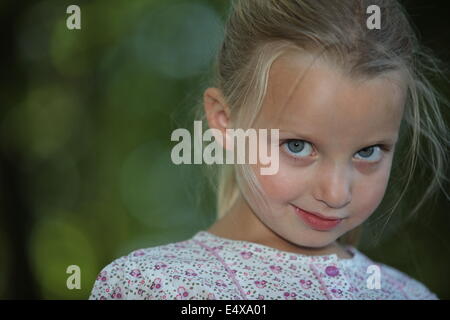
[292,237,339,249]
[288,227,343,248]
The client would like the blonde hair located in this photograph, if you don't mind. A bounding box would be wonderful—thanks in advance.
[196,0,449,246]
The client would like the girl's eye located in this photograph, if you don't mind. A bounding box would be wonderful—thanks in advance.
[354,145,383,162]
[281,140,387,163]
[282,139,313,158]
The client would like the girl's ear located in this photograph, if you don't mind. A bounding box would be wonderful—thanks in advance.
[203,87,232,149]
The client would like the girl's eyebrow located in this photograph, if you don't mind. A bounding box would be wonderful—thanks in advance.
[278,129,398,146]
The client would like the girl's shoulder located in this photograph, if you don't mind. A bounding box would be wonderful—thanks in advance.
[89,233,225,300]
[347,248,438,299]
[376,261,438,300]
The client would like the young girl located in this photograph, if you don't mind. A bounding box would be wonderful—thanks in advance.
[90,0,448,300]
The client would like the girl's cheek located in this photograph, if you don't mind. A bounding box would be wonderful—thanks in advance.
[352,168,392,221]
[256,165,306,201]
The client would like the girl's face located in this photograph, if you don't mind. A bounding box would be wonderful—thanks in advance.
[245,52,406,249]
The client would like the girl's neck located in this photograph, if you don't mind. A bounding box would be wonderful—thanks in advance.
[207,195,353,260]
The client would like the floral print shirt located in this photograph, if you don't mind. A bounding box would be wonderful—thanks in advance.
[89,231,438,300]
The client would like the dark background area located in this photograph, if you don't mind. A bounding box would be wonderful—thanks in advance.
[0,0,448,299]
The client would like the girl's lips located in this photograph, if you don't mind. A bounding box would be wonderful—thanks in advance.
[291,205,343,231]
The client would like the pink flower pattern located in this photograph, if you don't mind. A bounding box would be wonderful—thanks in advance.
[89,231,438,300]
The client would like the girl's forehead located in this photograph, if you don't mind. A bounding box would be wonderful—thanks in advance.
[264,52,406,112]
[256,54,406,144]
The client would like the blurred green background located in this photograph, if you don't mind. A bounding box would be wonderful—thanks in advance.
[0,0,448,299]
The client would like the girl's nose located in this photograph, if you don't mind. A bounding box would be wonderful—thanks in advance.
[313,163,352,209]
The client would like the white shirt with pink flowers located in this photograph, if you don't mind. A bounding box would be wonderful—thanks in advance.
[89,231,438,300]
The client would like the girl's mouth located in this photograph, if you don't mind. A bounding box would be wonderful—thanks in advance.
[291,204,343,231]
